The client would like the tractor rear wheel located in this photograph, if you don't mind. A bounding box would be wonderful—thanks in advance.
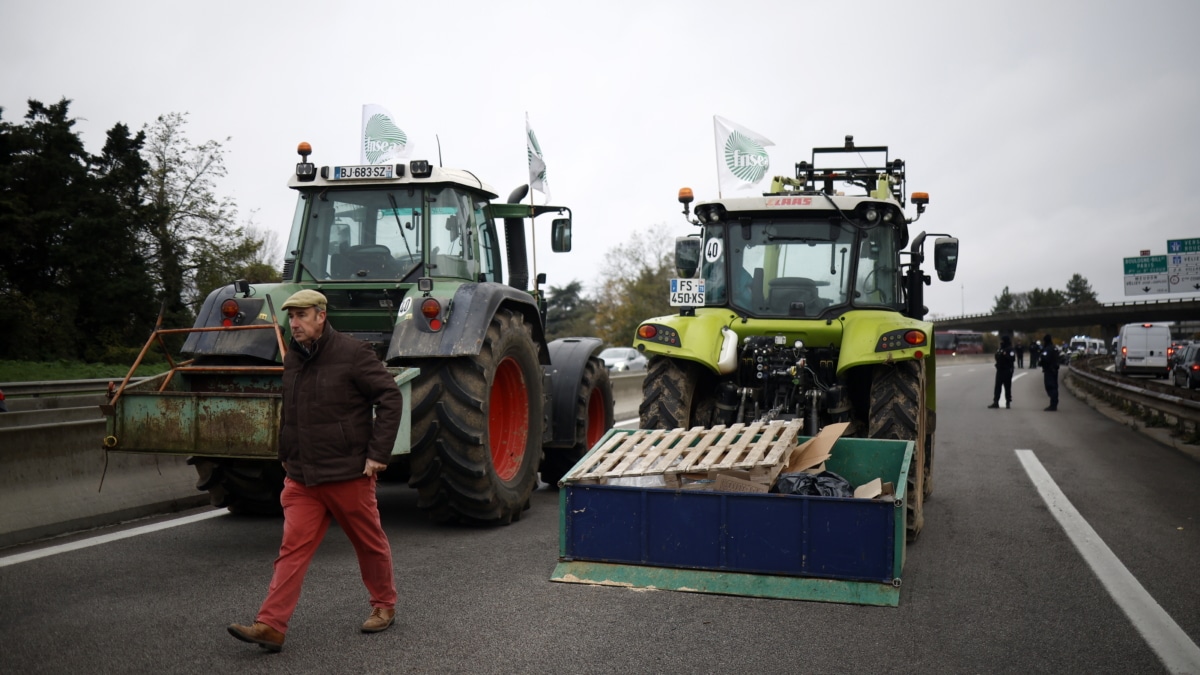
[190,458,283,516]
[407,309,542,524]
[640,356,717,430]
[867,360,928,541]
[539,356,613,486]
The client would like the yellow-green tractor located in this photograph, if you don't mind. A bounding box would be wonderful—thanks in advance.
[634,136,958,539]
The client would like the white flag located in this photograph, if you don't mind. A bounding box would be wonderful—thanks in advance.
[714,115,775,196]
[361,104,412,164]
[526,113,550,201]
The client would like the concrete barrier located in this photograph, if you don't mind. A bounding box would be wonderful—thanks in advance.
[610,372,645,421]
[0,419,207,549]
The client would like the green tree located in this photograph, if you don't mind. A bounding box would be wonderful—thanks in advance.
[192,224,283,305]
[1064,273,1099,305]
[1027,287,1066,309]
[545,280,596,340]
[593,224,676,346]
[992,286,1016,313]
[0,99,158,361]
[73,122,159,362]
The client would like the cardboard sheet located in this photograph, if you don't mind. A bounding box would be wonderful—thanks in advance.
[784,422,849,473]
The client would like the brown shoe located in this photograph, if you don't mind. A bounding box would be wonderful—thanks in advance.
[228,621,285,652]
[361,607,396,633]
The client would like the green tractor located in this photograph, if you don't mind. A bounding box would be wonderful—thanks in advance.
[103,143,614,525]
[634,136,958,539]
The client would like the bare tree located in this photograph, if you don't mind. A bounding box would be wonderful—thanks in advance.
[141,112,243,323]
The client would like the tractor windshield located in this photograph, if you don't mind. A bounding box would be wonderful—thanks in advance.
[291,187,482,281]
[702,216,904,316]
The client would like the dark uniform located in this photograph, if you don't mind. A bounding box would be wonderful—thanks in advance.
[989,337,1016,408]
[1015,342,1026,368]
[1040,334,1059,411]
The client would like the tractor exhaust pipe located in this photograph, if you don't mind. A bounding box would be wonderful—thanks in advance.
[505,185,530,290]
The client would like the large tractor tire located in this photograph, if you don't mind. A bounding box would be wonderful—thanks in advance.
[407,309,543,524]
[539,356,614,486]
[190,458,283,516]
[640,356,718,430]
[867,360,929,541]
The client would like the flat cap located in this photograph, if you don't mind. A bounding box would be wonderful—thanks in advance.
[280,289,327,311]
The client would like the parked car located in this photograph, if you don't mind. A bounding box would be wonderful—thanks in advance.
[1172,343,1200,389]
[599,347,648,372]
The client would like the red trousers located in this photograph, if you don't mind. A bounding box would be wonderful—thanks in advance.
[256,475,396,633]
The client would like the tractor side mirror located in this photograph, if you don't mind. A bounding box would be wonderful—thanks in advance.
[551,218,572,252]
[675,237,701,277]
[933,237,959,282]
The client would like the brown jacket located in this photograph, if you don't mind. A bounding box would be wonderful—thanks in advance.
[278,325,404,486]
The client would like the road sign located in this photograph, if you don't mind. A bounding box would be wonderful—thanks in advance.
[1168,252,1200,292]
[1124,255,1168,295]
[1167,238,1200,254]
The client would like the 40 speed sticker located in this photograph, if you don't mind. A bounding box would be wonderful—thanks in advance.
[704,238,723,263]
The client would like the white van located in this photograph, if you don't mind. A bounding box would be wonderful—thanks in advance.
[1115,323,1172,377]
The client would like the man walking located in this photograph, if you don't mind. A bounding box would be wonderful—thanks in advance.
[1040,333,1059,411]
[1014,340,1026,369]
[988,335,1016,409]
[229,290,404,652]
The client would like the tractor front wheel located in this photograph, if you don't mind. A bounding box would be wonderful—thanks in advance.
[639,356,717,430]
[867,360,928,541]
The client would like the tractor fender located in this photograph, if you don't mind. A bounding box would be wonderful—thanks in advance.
[181,282,297,360]
[385,283,550,363]
[543,337,605,448]
[835,310,935,374]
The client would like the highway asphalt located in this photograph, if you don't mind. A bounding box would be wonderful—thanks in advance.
[1,358,1198,673]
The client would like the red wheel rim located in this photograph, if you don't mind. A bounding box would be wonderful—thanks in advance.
[585,386,605,448]
[489,357,528,482]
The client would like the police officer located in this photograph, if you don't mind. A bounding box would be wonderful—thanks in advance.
[1040,333,1059,411]
[988,335,1016,409]
[1014,340,1026,368]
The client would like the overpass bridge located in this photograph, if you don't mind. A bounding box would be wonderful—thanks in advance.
[930,295,1200,341]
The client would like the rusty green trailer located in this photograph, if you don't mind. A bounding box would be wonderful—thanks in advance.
[102,366,417,459]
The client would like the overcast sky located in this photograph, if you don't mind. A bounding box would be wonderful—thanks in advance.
[4,0,1198,318]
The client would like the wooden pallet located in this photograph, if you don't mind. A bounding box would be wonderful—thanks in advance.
[562,419,804,487]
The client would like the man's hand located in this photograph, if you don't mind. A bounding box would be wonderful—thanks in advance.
[364,459,387,477]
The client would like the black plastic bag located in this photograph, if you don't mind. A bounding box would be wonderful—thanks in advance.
[771,471,854,498]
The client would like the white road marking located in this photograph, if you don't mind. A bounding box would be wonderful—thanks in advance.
[1016,449,1200,673]
[1012,372,1027,383]
[0,509,227,568]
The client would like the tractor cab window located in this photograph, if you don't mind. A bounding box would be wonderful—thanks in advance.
[297,189,424,280]
[853,224,903,310]
[475,200,501,283]
[724,218,855,317]
[426,188,479,280]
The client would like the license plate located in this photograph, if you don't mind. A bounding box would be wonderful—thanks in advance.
[669,278,705,306]
[332,165,394,180]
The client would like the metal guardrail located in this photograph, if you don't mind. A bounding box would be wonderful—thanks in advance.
[0,378,145,398]
[1067,357,1200,439]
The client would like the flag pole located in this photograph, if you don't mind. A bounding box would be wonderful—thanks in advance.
[713,115,723,199]
[527,113,539,294]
